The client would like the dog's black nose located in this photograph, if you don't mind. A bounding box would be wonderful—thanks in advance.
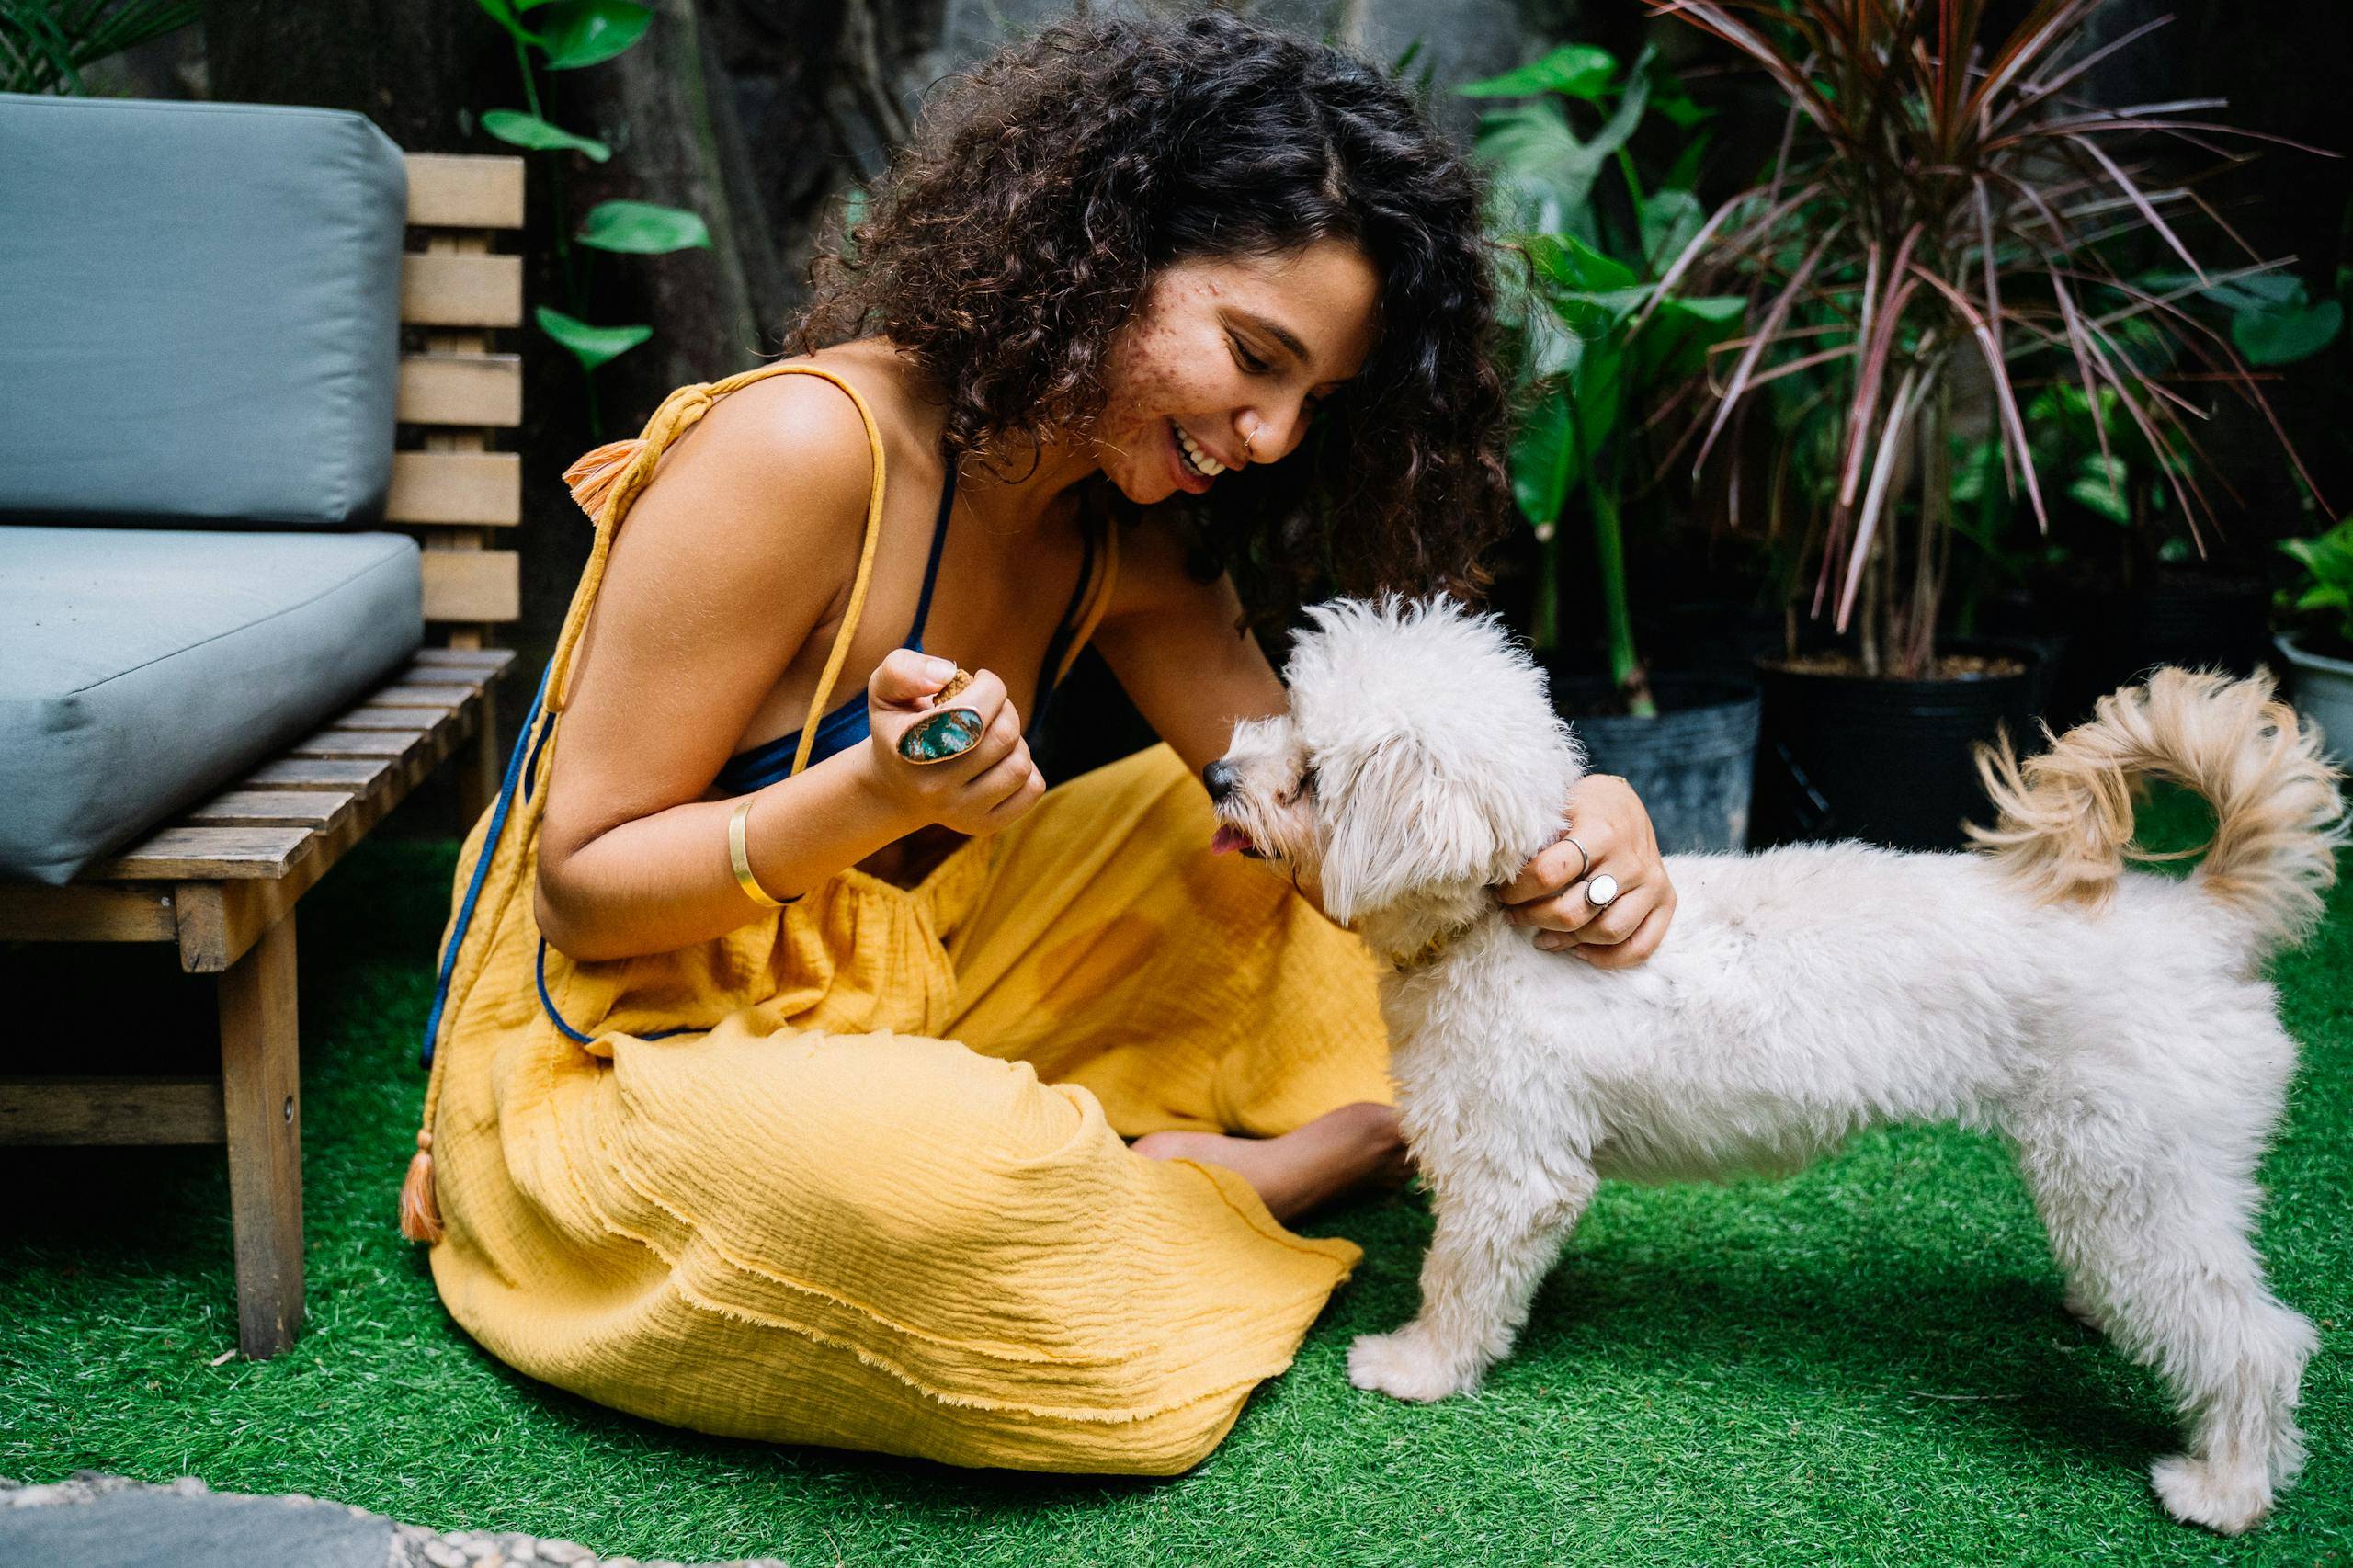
[1201,759,1237,802]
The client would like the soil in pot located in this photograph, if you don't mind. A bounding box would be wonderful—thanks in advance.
[1751,644,2040,852]
[1554,674,1761,854]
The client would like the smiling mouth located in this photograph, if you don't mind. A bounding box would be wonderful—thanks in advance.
[1170,419,1226,484]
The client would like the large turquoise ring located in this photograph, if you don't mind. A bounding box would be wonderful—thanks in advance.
[899,706,986,765]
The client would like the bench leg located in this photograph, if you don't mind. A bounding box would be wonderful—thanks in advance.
[456,697,502,833]
[219,909,303,1358]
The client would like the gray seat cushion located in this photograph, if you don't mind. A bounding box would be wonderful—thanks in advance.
[0,93,406,529]
[0,527,423,886]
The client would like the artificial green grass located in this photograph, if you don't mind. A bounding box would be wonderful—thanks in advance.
[3,786,2348,1565]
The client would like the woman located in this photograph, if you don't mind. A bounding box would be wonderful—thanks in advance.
[404,10,1677,1476]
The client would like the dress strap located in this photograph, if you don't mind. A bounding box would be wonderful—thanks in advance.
[1053,501,1120,687]
[544,361,891,744]
[773,370,892,779]
[905,459,957,651]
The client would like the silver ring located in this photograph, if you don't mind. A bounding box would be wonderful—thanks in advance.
[1562,835,1590,881]
[1584,872,1620,909]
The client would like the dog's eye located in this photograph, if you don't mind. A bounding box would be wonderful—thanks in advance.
[1299,766,1317,797]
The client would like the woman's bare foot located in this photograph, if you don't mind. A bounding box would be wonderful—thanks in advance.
[1131,1101,1412,1222]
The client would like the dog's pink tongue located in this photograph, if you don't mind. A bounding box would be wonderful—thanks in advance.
[1211,824,1250,856]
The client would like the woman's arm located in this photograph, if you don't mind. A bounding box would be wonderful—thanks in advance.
[1086,512,1285,778]
[533,377,1036,964]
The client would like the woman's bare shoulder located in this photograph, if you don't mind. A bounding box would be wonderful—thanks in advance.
[641,358,890,541]
[537,360,902,861]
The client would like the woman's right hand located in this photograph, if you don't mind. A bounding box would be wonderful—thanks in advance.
[860,649,1046,835]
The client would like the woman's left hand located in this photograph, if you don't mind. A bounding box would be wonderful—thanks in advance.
[1497,773,1676,967]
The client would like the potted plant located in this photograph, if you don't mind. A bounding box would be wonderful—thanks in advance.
[2276,518,2353,766]
[1647,0,2328,849]
[1466,41,1761,851]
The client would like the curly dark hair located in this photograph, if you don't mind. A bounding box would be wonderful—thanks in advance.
[789,8,1511,610]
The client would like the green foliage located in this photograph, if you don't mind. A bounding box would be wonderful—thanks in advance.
[534,0,653,71]
[480,108,610,162]
[575,199,710,255]
[2279,517,2353,647]
[1460,43,1616,103]
[476,0,700,426]
[0,0,196,95]
[1465,44,1733,711]
[535,306,654,372]
[1472,67,1649,244]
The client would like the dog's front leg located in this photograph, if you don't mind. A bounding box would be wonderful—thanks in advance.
[1348,1164,1597,1402]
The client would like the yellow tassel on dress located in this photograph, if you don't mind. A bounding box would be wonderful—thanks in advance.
[396,1129,442,1244]
[563,438,645,522]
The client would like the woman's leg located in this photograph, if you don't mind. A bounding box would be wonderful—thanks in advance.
[433,1001,1365,1475]
[940,744,1403,1218]
[1131,1101,1410,1221]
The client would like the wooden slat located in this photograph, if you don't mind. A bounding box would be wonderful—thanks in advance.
[291,728,426,760]
[175,706,481,971]
[57,659,510,903]
[0,1077,224,1146]
[85,826,317,881]
[421,548,520,623]
[398,354,521,427]
[370,682,482,707]
[243,757,392,793]
[386,451,519,527]
[405,153,526,229]
[182,790,360,834]
[411,647,514,673]
[0,882,177,942]
[337,706,444,732]
[401,252,524,329]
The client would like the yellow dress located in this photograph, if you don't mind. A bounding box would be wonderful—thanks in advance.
[409,362,1393,1474]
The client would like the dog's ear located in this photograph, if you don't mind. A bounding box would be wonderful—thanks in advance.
[1320,734,1530,924]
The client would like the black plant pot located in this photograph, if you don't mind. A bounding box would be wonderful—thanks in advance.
[1555,675,1761,854]
[2040,574,2270,733]
[1750,644,2042,851]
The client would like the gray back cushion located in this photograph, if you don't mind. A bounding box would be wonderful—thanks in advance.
[0,94,407,528]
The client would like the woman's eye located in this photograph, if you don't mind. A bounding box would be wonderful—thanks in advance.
[1230,335,1270,375]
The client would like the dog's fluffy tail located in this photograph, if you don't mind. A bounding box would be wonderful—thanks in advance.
[1967,666,2349,955]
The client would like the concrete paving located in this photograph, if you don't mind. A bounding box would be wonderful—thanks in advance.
[0,1473,788,1567]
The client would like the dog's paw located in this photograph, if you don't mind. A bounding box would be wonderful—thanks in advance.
[2062,1281,2109,1336]
[2152,1454,2274,1536]
[1347,1330,1478,1403]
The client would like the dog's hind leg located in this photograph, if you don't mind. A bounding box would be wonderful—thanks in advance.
[2010,1087,2313,1535]
[1347,1162,1597,1403]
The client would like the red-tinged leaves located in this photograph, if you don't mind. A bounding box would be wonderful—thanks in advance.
[1839,363,1925,628]
[2068,134,2206,284]
[1640,0,2330,658]
[1909,263,2048,533]
[1693,225,1842,475]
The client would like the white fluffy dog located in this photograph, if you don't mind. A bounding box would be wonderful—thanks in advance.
[1207,597,2347,1534]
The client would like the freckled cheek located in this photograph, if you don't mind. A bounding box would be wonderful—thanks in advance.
[1113,319,1227,421]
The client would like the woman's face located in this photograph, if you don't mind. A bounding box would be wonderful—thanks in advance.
[1092,239,1381,505]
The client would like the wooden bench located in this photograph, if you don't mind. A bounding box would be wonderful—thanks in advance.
[0,152,528,1360]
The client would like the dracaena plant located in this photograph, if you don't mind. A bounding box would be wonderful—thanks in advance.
[1647,0,2329,679]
